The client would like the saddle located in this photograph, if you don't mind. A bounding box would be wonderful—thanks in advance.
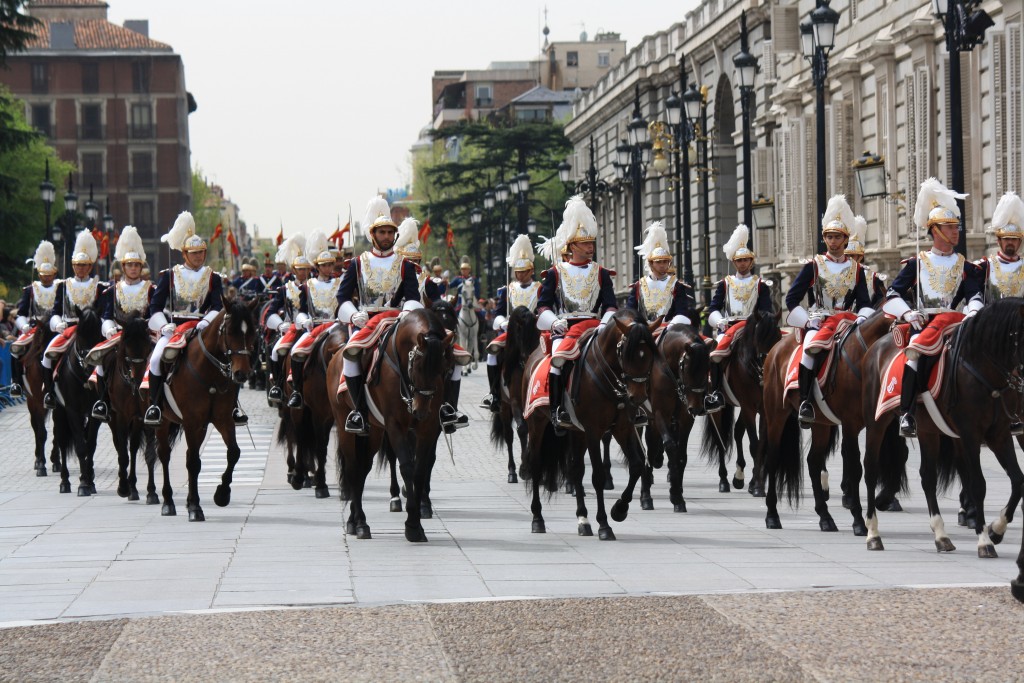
[876,349,949,425]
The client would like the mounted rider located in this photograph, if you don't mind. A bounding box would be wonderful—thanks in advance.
[975,191,1024,302]
[9,241,59,398]
[429,258,449,301]
[786,195,873,426]
[285,231,341,409]
[395,217,441,304]
[706,224,774,413]
[536,195,617,436]
[448,259,481,311]
[882,177,985,438]
[259,253,284,294]
[41,230,105,409]
[626,220,697,327]
[481,234,541,412]
[845,219,888,307]
[144,212,234,426]
[338,196,467,436]
[89,226,153,422]
[266,235,311,405]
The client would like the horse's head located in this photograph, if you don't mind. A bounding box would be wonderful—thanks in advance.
[76,307,103,348]
[401,309,453,421]
[216,299,259,385]
[430,299,458,334]
[672,328,711,418]
[604,309,661,408]
[752,308,782,355]
[119,314,153,382]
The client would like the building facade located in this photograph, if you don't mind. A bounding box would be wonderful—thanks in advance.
[539,31,627,93]
[2,0,195,272]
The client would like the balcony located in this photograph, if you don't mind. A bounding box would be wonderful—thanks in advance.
[474,97,493,108]
[128,124,154,140]
[130,172,154,189]
[80,173,106,190]
[78,124,104,140]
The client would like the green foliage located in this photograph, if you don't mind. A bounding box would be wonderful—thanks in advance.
[190,167,221,236]
[0,0,39,66]
[0,85,75,291]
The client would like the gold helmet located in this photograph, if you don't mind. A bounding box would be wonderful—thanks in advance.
[990,191,1024,239]
[556,195,598,245]
[821,195,855,237]
[635,220,673,266]
[28,240,58,275]
[506,234,535,272]
[914,177,967,233]
[305,230,334,267]
[161,211,206,253]
[395,218,423,260]
[71,229,98,265]
[114,226,146,265]
[723,224,755,262]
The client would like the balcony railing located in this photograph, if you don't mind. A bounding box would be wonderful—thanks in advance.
[78,124,104,140]
[130,173,154,189]
[474,97,493,108]
[128,124,154,139]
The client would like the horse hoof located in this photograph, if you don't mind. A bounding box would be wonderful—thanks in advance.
[842,494,854,510]
[604,478,614,491]
[718,480,730,493]
[935,538,956,553]
[867,537,884,551]
[404,527,428,543]
[77,486,92,497]
[162,503,176,516]
[35,465,47,477]
[390,499,403,513]
[958,510,967,527]
[302,476,313,489]
[91,484,97,495]
[1012,579,1024,603]
[531,519,546,533]
[290,476,303,492]
[128,491,139,502]
[189,508,206,522]
[852,521,867,537]
[598,527,616,541]
[59,482,71,494]
[507,472,518,484]
[213,485,231,507]
[819,517,838,532]
[732,476,744,490]
[990,530,1005,546]
[355,525,372,540]
[610,500,629,523]
[765,515,782,530]
[146,493,160,505]
[52,463,59,473]
[578,523,593,536]
[978,544,997,559]
[420,504,432,519]
[640,496,653,511]
[315,486,330,499]
[345,521,356,535]
[749,485,765,498]
[117,482,130,498]
[673,502,687,513]
[879,498,903,513]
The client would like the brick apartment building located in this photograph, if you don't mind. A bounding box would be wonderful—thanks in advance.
[1,0,194,272]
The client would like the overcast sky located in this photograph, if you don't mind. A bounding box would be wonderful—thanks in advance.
[106,1,695,239]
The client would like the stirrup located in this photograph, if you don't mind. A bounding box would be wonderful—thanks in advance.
[286,392,303,409]
[704,392,724,413]
[899,413,917,438]
[798,400,815,426]
[267,386,283,404]
[345,410,368,435]
[144,405,162,426]
[479,394,494,409]
[90,401,109,422]
[232,407,248,425]
[634,409,649,428]
[552,406,572,428]
[1011,422,1024,437]
[43,392,55,409]
[9,383,22,398]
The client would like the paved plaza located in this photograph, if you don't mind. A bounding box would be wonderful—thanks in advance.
[1,372,1023,681]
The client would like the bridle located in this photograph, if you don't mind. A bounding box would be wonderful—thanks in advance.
[584,320,653,407]
[383,320,445,413]
[196,313,253,380]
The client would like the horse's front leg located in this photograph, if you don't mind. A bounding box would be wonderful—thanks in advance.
[212,419,240,510]
[313,423,331,499]
[387,443,402,512]
[1012,480,1024,602]
[958,435,995,558]
[807,426,838,532]
[570,439,592,537]
[143,428,159,504]
[126,422,142,501]
[113,419,132,498]
[840,428,867,536]
[156,424,176,515]
[392,428,425,543]
[668,417,693,513]
[609,425,644,529]
[984,433,1024,546]
[747,408,766,498]
[184,424,208,521]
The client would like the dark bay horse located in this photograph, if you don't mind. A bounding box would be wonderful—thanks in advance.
[52,308,105,496]
[489,306,540,485]
[152,300,258,521]
[100,315,157,503]
[761,311,893,535]
[328,307,456,542]
[861,298,1024,556]
[520,309,660,540]
[17,325,61,476]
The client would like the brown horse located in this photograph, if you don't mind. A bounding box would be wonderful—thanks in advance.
[328,307,456,542]
[861,298,1024,556]
[761,311,893,534]
[100,315,158,503]
[151,300,259,521]
[489,306,540,485]
[14,325,60,476]
[520,308,661,540]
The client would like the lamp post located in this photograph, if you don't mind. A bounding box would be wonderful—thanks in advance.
[933,0,993,256]
[733,10,760,247]
[39,159,56,241]
[684,82,714,307]
[664,61,695,287]
[494,178,511,282]
[801,0,840,255]
[103,198,115,280]
[470,205,483,288]
[575,137,609,212]
[613,85,650,283]
[60,174,78,277]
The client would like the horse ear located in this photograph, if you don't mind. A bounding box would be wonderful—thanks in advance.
[648,316,664,333]
[614,317,630,336]
[417,332,427,348]
[443,330,456,346]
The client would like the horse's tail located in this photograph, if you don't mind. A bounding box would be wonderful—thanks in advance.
[826,425,840,457]
[701,406,735,465]
[541,426,567,496]
[503,306,540,386]
[873,420,910,509]
[166,423,182,449]
[275,408,293,447]
[766,413,803,507]
[490,409,505,449]
[293,408,316,474]
[935,434,958,495]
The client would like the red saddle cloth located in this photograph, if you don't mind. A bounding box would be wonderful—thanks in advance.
[782,345,836,397]
[487,331,508,352]
[804,312,857,352]
[277,325,300,348]
[167,320,200,350]
[346,310,400,352]
[85,331,122,366]
[45,325,78,357]
[551,319,600,362]
[293,322,335,356]
[875,351,946,420]
[709,320,746,359]
[523,356,554,419]
[11,327,38,355]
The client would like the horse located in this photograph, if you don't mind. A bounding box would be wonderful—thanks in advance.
[151,299,259,521]
[861,298,1024,556]
[15,324,60,476]
[51,308,105,496]
[455,283,480,374]
[100,315,158,503]
[712,308,782,498]
[520,308,661,540]
[328,307,456,542]
[489,306,540,485]
[761,310,894,535]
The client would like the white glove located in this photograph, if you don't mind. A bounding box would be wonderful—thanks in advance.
[303,318,314,332]
[717,320,728,333]
[965,308,979,318]
[351,311,369,328]
[278,322,291,334]
[806,317,821,330]
[904,311,926,330]
[855,316,867,326]
[551,319,568,335]
[54,321,67,333]
[500,319,508,332]
[196,319,210,331]
[161,323,176,337]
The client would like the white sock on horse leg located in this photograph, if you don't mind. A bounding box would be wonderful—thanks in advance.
[906,358,919,372]
[41,356,52,369]
[343,357,361,377]
[95,364,105,377]
[486,354,498,366]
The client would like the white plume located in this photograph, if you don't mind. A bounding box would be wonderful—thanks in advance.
[305,230,330,263]
[990,191,1024,233]
[854,215,867,235]
[28,240,56,269]
[821,194,855,233]
[114,226,146,262]
[722,224,750,260]
[535,235,562,263]
[362,196,393,240]
[160,211,196,250]
[276,234,306,266]
[506,234,534,268]
[913,177,967,230]
[555,194,597,245]
[72,229,98,262]
[634,220,670,259]
[395,217,420,253]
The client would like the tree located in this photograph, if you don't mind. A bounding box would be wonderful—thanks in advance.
[0,0,39,66]
[0,85,75,290]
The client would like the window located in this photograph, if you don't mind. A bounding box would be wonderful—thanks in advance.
[82,63,99,93]
[130,103,153,138]
[31,104,51,137]
[132,61,150,94]
[598,51,610,68]
[132,200,155,233]
[80,104,103,139]
[81,153,104,189]
[515,108,548,122]
[131,151,154,188]
[475,84,492,108]
[567,51,579,67]
[31,63,48,94]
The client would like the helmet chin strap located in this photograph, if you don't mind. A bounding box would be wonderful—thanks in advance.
[931,224,958,252]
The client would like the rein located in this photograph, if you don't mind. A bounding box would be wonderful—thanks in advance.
[182,316,252,395]
[582,323,650,409]
[381,322,439,414]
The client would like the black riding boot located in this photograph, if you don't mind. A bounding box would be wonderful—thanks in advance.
[144,373,164,426]
[42,361,56,409]
[549,371,568,436]
[267,358,283,405]
[704,362,725,413]
[232,404,248,425]
[797,361,816,427]
[899,364,919,438]
[481,363,501,412]
[90,372,109,422]
[344,373,368,435]
[440,380,469,434]
[286,358,304,408]
[10,355,24,398]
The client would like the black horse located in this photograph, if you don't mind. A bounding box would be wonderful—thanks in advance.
[490,306,540,485]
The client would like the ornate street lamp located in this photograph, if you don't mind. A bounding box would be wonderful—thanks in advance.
[752,194,777,231]
[39,159,56,239]
[733,10,760,248]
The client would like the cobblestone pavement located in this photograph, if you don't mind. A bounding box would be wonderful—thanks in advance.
[1,369,1023,681]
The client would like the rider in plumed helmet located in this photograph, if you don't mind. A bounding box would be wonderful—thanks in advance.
[9,240,60,398]
[626,220,696,326]
[845,219,888,307]
[976,191,1024,302]
[266,234,311,405]
[395,217,441,303]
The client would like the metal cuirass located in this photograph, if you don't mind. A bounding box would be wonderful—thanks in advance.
[62,277,99,322]
[31,282,57,320]
[308,277,341,322]
[357,253,404,312]
[113,280,151,322]
[986,257,1024,301]
[724,275,759,320]
[555,262,601,317]
[285,280,302,316]
[638,275,674,319]
[169,265,212,319]
[810,255,857,315]
[508,281,541,313]
[916,251,965,313]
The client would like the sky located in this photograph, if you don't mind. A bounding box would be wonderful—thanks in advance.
[105,1,694,240]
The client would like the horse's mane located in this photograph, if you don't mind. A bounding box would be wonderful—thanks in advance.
[614,308,656,359]
[76,307,103,346]
[431,299,458,333]
[416,308,449,371]
[753,308,781,351]
[959,297,1024,362]
[503,305,540,385]
[120,315,150,352]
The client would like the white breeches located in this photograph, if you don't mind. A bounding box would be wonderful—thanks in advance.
[150,335,170,377]
[549,336,566,375]
[800,328,824,369]
[450,366,461,382]
[344,357,361,377]
[290,331,312,360]
[271,334,290,362]
[486,353,498,366]
[95,364,105,377]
